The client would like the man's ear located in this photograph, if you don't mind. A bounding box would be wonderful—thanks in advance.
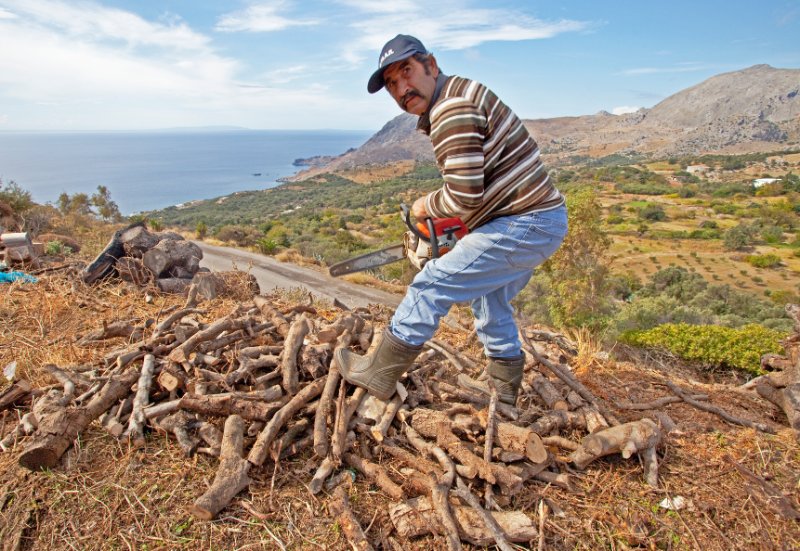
[429,55,440,78]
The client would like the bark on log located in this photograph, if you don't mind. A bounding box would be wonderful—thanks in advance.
[389,495,538,546]
[179,393,285,422]
[756,382,800,433]
[570,418,661,487]
[189,415,252,520]
[282,315,310,395]
[82,222,145,284]
[314,364,341,458]
[248,377,326,466]
[18,365,141,470]
[156,277,193,295]
[330,485,374,551]
[531,374,569,411]
[253,295,290,338]
[168,316,247,363]
[344,452,404,500]
[125,354,156,447]
[0,380,32,411]
[309,456,336,494]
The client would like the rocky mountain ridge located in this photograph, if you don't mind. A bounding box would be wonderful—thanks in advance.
[293,64,799,177]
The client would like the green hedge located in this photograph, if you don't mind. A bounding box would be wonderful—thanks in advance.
[620,323,785,374]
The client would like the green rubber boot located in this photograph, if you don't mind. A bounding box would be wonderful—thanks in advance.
[335,330,423,401]
[460,355,525,405]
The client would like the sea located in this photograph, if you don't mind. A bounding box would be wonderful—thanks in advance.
[0,129,372,215]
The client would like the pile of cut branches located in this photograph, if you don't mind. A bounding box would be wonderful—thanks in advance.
[2,271,798,549]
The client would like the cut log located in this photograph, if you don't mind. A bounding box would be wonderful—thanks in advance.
[189,415,252,520]
[344,452,404,500]
[253,295,290,337]
[156,277,193,295]
[0,379,32,411]
[116,257,153,286]
[179,393,286,421]
[19,365,141,470]
[389,495,538,546]
[247,377,326,466]
[82,221,145,284]
[570,418,661,487]
[125,354,156,447]
[143,238,202,279]
[755,382,800,433]
[330,485,374,551]
[281,314,310,395]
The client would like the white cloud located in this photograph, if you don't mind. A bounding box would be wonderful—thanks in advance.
[338,0,592,65]
[0,114,8,125]
[0,7,15,18]
[619,62,709,76]
[216,1,318,32]
[612,106,640,115]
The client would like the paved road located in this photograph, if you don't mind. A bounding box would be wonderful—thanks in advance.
[195,241,401,309]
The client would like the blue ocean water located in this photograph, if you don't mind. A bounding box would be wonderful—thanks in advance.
[0,129,371,215]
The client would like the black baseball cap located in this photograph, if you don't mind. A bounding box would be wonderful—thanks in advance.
[367,34,428,94]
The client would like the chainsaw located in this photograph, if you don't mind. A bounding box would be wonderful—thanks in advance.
[328,204,468,277]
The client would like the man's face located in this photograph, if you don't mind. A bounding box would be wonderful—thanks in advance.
[383,56,439,116]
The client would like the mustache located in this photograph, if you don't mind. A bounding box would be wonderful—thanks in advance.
[401,90,422,109]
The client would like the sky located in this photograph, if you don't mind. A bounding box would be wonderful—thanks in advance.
[0,0,798,132]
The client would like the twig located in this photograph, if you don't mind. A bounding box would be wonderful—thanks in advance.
[666,381,774,434]
[453,477,515,551]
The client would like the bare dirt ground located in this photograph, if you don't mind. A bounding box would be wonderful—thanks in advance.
[1,269,799,551]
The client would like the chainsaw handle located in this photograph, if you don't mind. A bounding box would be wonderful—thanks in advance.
[400,203,439,258]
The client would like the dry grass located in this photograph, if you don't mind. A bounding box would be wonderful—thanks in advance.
[1,271,799,550]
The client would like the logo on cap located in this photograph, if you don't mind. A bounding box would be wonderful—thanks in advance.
[379,48,394,67]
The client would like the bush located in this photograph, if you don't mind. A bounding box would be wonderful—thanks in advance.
[745,253,782,268]
[620,323,786,374]
[638,203,666,221]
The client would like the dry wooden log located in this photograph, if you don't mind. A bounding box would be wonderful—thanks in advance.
[18,365,141,470]
[330,485,374,551]
[666,380,774,434]
[532,470,572,491]
[124,354,156,447]
[531,374,569,411]
[270,417,310,462]
[116,257,153,286]
[389,495,538,546]
[526,329,578,356]
[454,477,516,551]
[156,277,193,295]
[0,380,32,411]
[78,320,142,346]
[522,332,621,427]
[197,421,223,456]
[0,412,38,451]
[82,222,145,284]
[529,409,586,435]
[189,415,252,520]
[371,394,404,442]
[344,452,404,500]
[571,418,661,487]
[144,399,181,420]
[248,377,326,466]
[310,456,336,494]
[314,362,341,458]
[473,409,548,464]
[152,307,205,339]
[582,404,610,434]
[616,394,708,410]
[142,238,202,278]
[333,387,367,462]
[755,382,800,433]
[226,354,280,386]
[157,411,199,456]
[253,295,290,338]
[168,315,247,363]
[441,381,519,420]
[411,409,523,495]
[178,393,285,422]
[281,314,310,395]
[157,363,188,392]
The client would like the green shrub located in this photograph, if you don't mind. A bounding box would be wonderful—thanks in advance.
[45,240,73,256]
[255,238,279,255]
[745,253,782,268]
[620,323,785,374]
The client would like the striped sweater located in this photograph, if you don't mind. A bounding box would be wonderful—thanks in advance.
[418,76,564,229]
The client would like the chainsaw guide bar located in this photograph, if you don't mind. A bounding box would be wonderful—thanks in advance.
[327,244,406,277]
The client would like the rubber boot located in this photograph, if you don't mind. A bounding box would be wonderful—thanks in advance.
[335,330,423,401]
[459,355,525,405]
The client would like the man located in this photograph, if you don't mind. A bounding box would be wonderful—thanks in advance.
[336,34,567,405]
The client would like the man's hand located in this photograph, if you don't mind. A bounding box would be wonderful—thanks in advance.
[411,196,428,220]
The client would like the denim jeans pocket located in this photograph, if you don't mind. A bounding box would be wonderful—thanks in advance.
[505,208,568,269]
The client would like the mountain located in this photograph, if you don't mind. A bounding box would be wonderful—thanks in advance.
[295,64,800,175]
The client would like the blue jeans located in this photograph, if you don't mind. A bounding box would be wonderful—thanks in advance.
[390,204,568,358]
